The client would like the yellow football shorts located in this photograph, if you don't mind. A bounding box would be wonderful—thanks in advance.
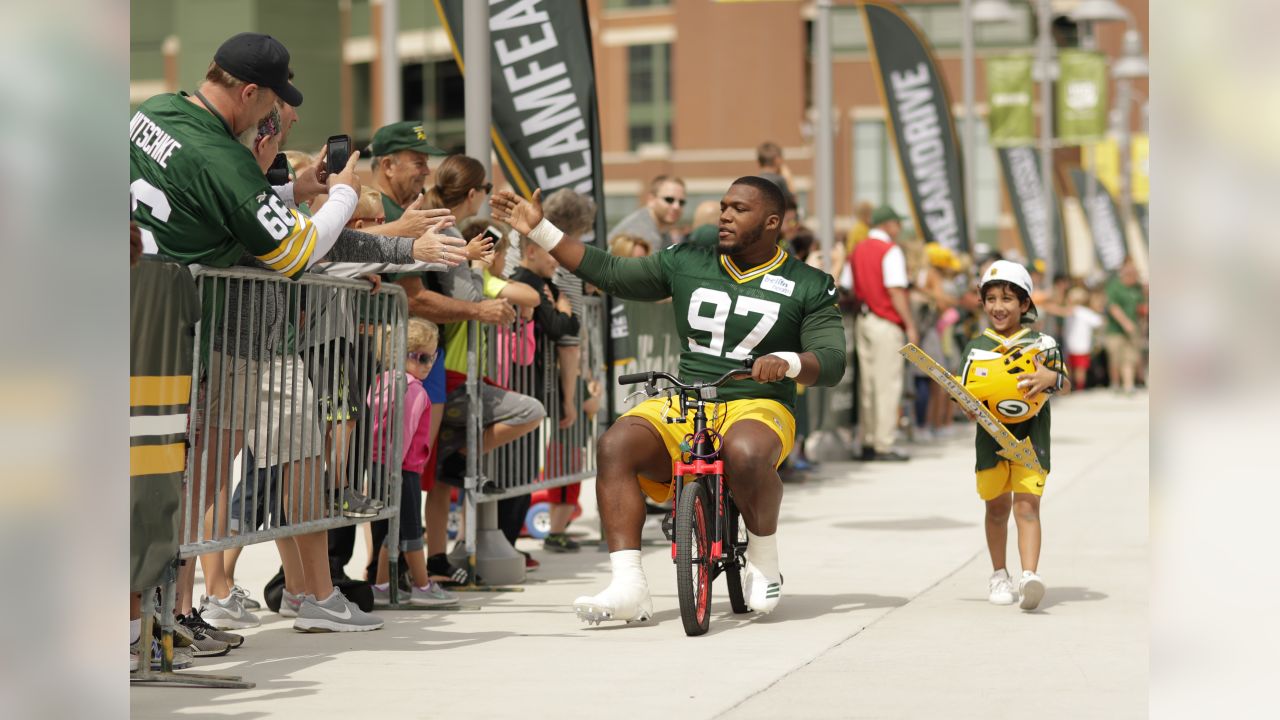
[623,397,795,504]
[976,461,1048,501]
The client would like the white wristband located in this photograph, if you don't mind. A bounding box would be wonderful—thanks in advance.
[528,217,564,251]
[769,351,802,379]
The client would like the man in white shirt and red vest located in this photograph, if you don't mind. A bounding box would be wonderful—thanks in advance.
[839,205,919,461]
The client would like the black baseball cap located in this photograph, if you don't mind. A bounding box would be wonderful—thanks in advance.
[214,32,304,107]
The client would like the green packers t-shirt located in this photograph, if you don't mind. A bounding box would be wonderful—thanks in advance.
[1105,276,1143,336]
[961,327,1067,473]
[574,234,846,409]
[129,92,319,278]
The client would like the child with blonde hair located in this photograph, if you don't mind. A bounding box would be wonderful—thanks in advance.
[366,318,457,606]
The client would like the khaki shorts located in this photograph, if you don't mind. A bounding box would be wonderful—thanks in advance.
[1105,333,1140,370]
[203,351,322,469]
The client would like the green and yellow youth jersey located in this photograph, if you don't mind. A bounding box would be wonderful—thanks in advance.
[961,327,1066,473]
[129,92,317,278]
[576,235,846,408]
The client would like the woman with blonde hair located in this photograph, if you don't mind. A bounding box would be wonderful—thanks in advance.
[608,233,652,258]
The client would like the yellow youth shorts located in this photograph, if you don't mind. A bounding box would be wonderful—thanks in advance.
[623,397,795,504]
[976,461,1048,501]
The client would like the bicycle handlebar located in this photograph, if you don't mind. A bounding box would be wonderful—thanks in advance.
[618,358,755,391]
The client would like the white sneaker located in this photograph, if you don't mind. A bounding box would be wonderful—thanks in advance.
[573,581,653,625]
[988,569,1015,605]
[200,592,261,629]
[743,562,783,614]
[1018,571,1046,610]
[279,589,307,618]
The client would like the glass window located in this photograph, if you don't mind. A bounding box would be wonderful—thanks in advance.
[827,4,1032,52]
[605,0,669,9]
[853,119,911,234]
[627,43,672,150]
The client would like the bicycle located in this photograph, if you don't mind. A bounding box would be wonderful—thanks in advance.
[617,362,755,636]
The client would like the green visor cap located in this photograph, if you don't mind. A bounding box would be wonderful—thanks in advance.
[368,121,447,157]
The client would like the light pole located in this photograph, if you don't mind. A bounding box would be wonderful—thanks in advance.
[1070,2,1148,242]
[1036,0,1055,281]
[813,0,834,269]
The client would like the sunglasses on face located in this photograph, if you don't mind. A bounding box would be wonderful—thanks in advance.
[406,351,436,365]
[477,182,493,195]
[662,196,687,207]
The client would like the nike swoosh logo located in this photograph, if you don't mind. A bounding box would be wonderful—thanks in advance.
[1035,481,1045,487]
[315,602,353,620]
[827,287,837,296]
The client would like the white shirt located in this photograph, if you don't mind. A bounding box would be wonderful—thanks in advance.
[1064,306,1105,355]
[837,229,908,292]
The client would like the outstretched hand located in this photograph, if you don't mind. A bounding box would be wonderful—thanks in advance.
[411,217,467,266]
[464,232,496,266]
[491,188,544,236]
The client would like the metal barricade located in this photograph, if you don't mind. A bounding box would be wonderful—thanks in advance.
[179,266,406,560]
[475,295,606,502]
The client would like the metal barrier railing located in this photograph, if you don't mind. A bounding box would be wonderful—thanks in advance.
[471,294,606,503]
[179,266,405,559]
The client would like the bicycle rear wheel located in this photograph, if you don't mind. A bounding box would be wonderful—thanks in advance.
[724,499,750,614]
[675,480,712,636]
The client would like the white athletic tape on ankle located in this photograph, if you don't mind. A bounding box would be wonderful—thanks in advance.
[769,351,802,379]
[746,530,780,578]
[528,218,564,251]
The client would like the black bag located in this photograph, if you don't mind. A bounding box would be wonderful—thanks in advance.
[264,565,374,613]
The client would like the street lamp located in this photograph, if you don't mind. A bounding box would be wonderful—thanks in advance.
[972,0,1019,24]
[1112,28,1150,79]
[1068,0,1130,24]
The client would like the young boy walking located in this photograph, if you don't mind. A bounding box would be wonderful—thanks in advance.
[962,261,1070,610]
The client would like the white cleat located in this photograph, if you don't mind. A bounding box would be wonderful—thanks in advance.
[743,562,782,614]
[573,582,653,625]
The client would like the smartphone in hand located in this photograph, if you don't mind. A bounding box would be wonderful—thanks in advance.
[482,226,504,248]
[265,152,290,186]
[324,134,352,177]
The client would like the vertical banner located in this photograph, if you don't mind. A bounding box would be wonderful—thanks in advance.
[986,55,1035,147]
[997,146,1066,273]
[859,0,969,252]
[1057,50,1109,145]
[1070,167,1127,272]
[435,0,607,243]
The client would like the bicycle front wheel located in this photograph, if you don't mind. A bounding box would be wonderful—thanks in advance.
[675,480,712,636]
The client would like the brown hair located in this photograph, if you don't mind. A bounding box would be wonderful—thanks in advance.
[204,62,245,90]
[757,141,783,168]
[542,189,595,237]
[425,154,486,210]
[609,233,652,258]
[648,174,685,195]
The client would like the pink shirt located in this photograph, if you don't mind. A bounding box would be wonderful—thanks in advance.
[367,371,433,473]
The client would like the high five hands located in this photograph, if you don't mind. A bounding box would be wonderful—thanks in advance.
[490,189,544,236]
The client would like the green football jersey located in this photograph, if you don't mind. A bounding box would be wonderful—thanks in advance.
[576,235,846,408]
[129,92,318,278]
[961,327,1067,473]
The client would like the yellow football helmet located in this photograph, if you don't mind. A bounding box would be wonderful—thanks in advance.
[960,336,1058,424]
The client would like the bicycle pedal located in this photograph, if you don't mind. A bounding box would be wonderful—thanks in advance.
[660,510,675,541]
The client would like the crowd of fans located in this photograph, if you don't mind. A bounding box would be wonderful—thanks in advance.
[129,33,1148,673]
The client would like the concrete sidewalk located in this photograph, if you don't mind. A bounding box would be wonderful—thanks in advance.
[131,391,1148,720]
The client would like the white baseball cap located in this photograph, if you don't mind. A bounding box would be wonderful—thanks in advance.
[979,259,1038,318]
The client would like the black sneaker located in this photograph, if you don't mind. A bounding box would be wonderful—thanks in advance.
[543,533,581,553]
[872,450,911,462]
[427,553,470,587]
[182,608,245,649]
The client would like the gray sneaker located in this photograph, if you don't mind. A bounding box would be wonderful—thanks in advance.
[294,588,384,632]
[200,592,261,630]
[230,585,261,610]
[157,616,228,657]
[411,581,459,607]
[279,588,308,618]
